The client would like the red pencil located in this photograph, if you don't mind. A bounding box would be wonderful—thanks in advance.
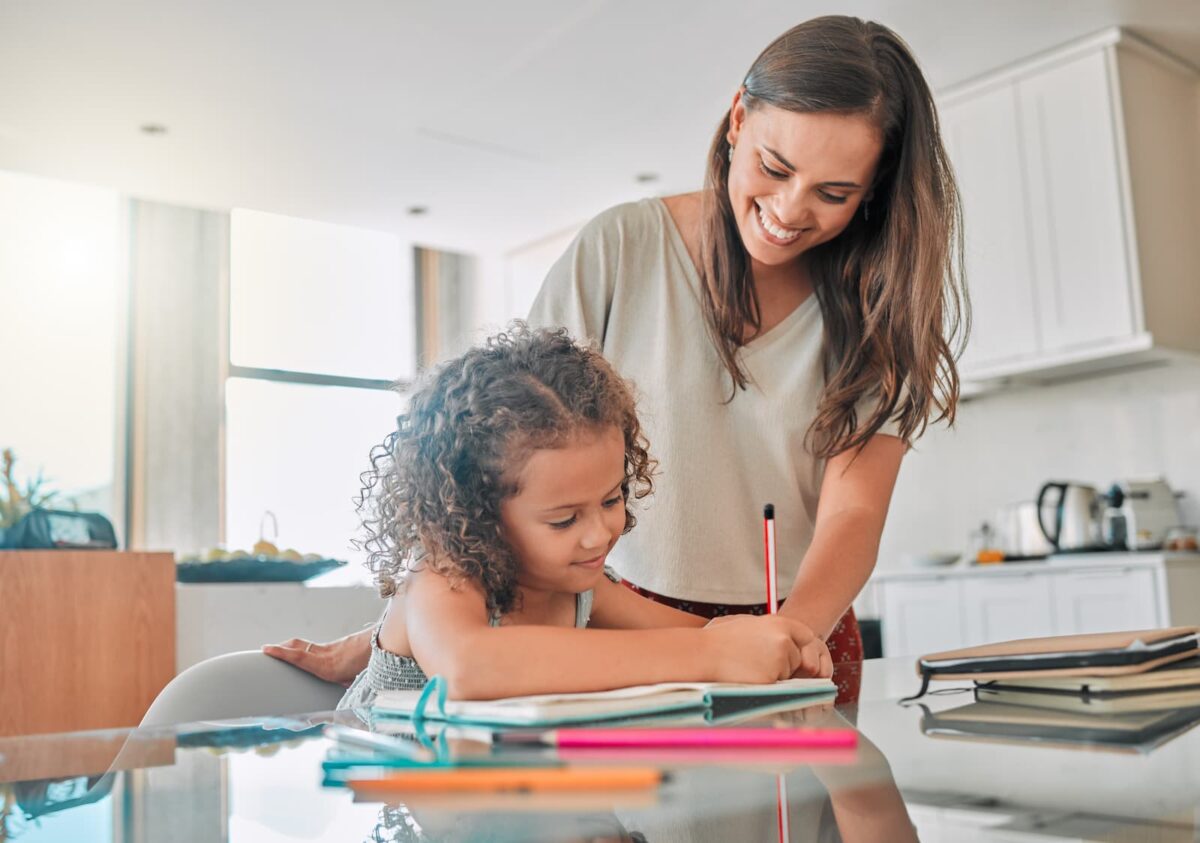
[763,503,778,612]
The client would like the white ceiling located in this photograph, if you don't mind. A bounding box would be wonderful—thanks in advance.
[2,0,1199,255]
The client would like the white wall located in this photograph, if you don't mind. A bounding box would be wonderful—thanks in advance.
[877,359,1200,568]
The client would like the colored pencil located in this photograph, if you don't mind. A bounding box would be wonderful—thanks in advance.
[495,726,857,749]
[345,766,663,794]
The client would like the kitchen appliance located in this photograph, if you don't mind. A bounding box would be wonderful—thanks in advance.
[994,501,1055,559]
[1036,482,1107,552]
[1106,478,1181,550]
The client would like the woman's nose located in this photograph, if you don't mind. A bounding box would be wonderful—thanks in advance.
[776,191,816,229]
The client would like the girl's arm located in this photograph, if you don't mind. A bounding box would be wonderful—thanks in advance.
[586,574,707,629]
[403,567,823,700]
[779,433,906,638]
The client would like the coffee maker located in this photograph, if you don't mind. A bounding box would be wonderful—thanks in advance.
[1104,478,1181,550]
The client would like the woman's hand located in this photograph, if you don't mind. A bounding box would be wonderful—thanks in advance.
[704,615,833,684]
[261,628,372,687]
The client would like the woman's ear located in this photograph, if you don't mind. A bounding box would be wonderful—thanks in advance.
[727,87,747,147]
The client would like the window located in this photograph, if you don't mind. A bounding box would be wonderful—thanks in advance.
[225,210,414,583]
[0,170,121,524]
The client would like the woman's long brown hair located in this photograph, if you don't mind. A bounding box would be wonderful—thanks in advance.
[699,15,968,458]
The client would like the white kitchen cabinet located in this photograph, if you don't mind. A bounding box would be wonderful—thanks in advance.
[880,576,966,658]
[940,30,1200,385]
[873,553,1199,657]
[1051,566,1159,634]
[1017,50,1137,353]
[941,85,1039,373]
[961,574,1056,646]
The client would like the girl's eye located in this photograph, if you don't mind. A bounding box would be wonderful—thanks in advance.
[548,515,577,530]
[758,161,788,180]
[602,495,623,508]
[818,190,849,204]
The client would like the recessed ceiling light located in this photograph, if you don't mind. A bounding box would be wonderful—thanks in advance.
[140,124,168,135]
[635,172,659,184]
[407,206,428,216]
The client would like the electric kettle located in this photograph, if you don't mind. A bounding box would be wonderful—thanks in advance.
[1036,481,1107,551]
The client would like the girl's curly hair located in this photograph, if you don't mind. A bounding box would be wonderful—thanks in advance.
[357,323,655,616]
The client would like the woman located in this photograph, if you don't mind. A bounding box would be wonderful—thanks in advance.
[266,15,965,703]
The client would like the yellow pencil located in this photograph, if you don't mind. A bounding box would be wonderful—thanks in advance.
[346,766,663,794]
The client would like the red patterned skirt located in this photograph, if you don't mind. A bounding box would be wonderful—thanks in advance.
[621,581,863,704]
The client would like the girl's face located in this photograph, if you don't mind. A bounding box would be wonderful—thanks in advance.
[726,94,883,268]
[499,426,628,594]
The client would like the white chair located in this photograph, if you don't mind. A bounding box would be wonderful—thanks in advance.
[140,650,345,727]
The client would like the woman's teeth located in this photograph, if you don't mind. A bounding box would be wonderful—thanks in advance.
[757,205,800,242]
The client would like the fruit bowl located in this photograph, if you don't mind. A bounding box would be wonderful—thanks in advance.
[175,554,347,583]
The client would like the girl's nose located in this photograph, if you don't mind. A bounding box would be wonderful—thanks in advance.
[579,511,613,550]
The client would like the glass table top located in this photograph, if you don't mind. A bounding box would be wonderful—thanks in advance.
[3,657,1199,842]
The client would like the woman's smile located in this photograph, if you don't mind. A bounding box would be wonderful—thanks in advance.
[753,200,805,246]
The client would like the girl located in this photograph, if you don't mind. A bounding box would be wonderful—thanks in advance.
[338,324,830,707]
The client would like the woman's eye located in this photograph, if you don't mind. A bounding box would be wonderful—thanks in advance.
[602,496,623,508]
[549,515,577,530]
[818,190,849,204]
[758,161,788,180]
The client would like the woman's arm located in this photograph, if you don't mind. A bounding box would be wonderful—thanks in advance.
[262,625,375,687]
[404,568,823,700]
[779,433,906,638]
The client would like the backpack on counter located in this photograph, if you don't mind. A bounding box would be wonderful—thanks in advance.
[2,508,118,550]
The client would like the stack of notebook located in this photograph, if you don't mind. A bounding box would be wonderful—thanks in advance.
[974,654,1200,714]
[909,627,1200,752]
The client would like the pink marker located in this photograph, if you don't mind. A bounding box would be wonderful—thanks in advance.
[495,727,857,749]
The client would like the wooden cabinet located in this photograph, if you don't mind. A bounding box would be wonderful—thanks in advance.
[940,30,1200,385]
[0,551,175,735]
[875,554,1200,658]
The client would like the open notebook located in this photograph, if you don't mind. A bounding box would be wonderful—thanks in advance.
[370,676,837,728]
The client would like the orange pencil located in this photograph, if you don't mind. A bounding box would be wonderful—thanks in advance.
[346,766,663,794]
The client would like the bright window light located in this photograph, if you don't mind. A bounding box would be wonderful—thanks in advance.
[229,209,415,381]
[224,378,405,584]
[0,169,120,516]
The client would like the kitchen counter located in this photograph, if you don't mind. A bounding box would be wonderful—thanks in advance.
[871,550,1200,580]
[864,551,1200,658]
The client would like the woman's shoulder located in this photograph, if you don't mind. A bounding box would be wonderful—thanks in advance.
[571,197,671,253]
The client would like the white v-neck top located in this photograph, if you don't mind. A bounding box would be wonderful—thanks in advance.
[528,198,900,603]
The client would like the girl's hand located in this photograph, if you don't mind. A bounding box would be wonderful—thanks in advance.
[793,631,834,679]
[262,629,372,687]
[704,614,833,679]
[704,615,832,684]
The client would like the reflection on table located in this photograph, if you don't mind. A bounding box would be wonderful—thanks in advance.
[5,657,1200,842]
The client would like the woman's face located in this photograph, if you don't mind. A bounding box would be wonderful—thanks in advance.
[727,93,883,268]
